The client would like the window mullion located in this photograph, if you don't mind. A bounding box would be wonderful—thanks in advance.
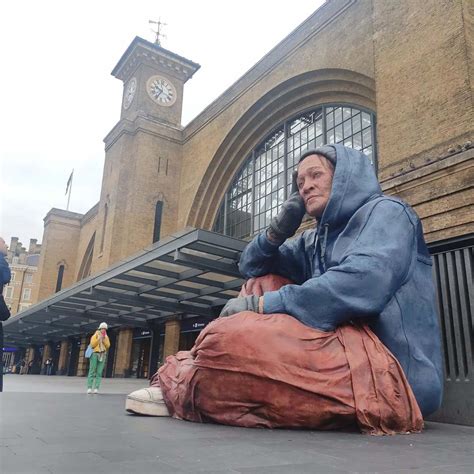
[250,151,256,235]
[322,105,327,145]
[283,121,288,200]
[372,113,378,174]
[223,192,228,236]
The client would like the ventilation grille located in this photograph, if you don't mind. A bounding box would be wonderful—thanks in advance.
[432,246,473,381]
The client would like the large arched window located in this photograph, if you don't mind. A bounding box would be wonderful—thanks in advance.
[213,104,376,239]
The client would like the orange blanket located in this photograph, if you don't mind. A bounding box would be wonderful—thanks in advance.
[153,275,423,435]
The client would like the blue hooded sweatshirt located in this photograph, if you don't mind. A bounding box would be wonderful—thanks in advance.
[0,255,10,287]
[239,144,443,417]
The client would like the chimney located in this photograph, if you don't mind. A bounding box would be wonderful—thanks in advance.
[29,239,38,254]
[10,237,18,253]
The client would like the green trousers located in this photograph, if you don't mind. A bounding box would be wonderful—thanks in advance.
[87,352,106,389]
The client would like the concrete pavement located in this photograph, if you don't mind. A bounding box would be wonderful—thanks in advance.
[1,375,473,473]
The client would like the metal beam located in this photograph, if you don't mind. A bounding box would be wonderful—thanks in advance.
[21,319,82,331]
[171,250,241,277]
[113,273,159,287]
[186,241,240,260]
[134,265,180,279]
[90,289,211,317]
[98,281,140,292]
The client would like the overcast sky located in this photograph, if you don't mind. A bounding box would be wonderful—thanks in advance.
[0,0,324,247]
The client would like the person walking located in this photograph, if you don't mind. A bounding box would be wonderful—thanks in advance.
[45,358,53,376]
[86,322,110,394]
[0,237,11,392]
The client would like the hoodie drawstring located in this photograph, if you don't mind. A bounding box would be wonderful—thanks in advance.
[320,223,329,272]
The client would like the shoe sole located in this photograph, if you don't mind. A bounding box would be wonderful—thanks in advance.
[125,397,170,417]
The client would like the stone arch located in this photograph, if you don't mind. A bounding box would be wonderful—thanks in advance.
[76,232,96,282]
[152,191,168,205]
[56,259,68,268]
[187,68,375,230]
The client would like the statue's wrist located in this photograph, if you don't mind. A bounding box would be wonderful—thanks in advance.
[266,228,285,244]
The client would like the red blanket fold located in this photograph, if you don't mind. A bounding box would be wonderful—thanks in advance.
[153,275,423,435]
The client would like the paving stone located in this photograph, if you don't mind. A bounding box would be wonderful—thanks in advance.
[1,375,473,473]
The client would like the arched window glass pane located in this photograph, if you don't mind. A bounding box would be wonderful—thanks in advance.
[225,158,253,239]
[213,104,376,239]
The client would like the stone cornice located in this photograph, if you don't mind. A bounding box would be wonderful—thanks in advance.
[43,208,83,226]
[9,264,38,271]
[104,114,184,151]
[182,0,356,141]
[381,145,473,193]
[111,36,200,83]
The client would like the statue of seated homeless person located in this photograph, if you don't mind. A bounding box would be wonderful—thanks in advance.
[126,144,443,435]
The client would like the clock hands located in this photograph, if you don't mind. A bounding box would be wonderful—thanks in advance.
[153,83,164,99]
[147,76,176,105]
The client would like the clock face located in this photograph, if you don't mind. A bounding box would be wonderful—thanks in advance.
[123,77,137,110]
[147,75,177,107]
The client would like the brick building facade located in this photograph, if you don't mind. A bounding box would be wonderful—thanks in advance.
[2,237,41,315]
[4,0,473,422]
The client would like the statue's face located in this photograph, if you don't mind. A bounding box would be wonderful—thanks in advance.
[296,154,334,218]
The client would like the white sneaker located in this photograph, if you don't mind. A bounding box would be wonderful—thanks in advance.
[87,388,92,394]
[125,387,170,416]
[93,389,98,394]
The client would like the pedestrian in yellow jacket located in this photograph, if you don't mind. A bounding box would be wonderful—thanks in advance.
[86,322,111,394]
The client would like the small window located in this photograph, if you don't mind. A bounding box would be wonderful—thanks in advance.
[4,286,13,299]
[22,288,31,301]
[25,273,33,284]
[153,201,164,243]
[12,257,19,264]
[10,271,15,281]
[55,265,65,292]
[19,303,31,312]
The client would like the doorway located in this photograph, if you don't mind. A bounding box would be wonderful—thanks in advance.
[104,330,117,378]
[67,339,80,376]
[51,342,61,375]
[130,334,151,379]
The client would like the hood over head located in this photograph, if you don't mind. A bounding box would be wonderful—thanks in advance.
[299,144,381,229]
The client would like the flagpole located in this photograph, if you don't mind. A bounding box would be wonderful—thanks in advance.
[66,169,74,210]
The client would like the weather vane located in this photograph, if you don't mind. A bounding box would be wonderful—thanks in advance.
[149,18,167,46]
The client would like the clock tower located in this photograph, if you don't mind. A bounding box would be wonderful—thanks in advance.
[93,37,200,271]
[112,36,200,125]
